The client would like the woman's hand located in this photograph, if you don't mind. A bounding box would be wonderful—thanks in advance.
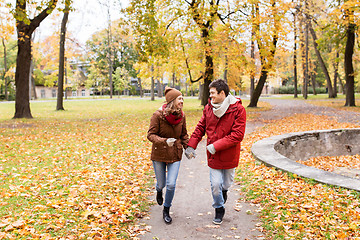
[166,138,176,146]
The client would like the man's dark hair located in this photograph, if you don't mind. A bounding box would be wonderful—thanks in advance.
[209,79,229,96]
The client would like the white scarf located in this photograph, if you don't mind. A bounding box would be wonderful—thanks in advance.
[211,94,238,118]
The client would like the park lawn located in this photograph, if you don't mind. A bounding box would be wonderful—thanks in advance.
[237,114,360,239]
[0,98,265,239]
[0,99,164,239]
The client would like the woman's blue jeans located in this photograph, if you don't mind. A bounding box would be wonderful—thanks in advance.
[210,167,235,208]
[152,160,181,208]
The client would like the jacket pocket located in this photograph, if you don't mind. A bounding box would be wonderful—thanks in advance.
[176,143,183,159]
[152,143,168,160]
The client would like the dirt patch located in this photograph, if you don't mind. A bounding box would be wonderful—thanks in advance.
[0,123,34,129]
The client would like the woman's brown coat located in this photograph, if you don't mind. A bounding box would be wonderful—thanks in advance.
[147,109,189,163]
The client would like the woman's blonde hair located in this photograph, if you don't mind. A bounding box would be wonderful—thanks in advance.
[164,100,181,116]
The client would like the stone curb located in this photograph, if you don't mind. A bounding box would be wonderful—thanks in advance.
[251,128,360,192]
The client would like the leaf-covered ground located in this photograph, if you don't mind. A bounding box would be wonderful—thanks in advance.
[299,155,360,173]
[0,113,154,239]
[307,99,360,113]
[237,113,360,239]
[1,98,359,239]
[0,99,189,239]
[0,98,269,239]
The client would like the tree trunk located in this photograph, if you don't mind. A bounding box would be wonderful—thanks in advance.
[13,0,58,118]
[248,0,277,107]
[2,38,8,101]
[200,29,213,106]
[14,34,33,118]
[250,36,255,98]
[108,20,113,99]
[250,4,256,98]
[310,61,317,95]
[172,72,176,87]
[304,18,309,99]
[57,7,69,110]
[29,60,35,100]
[150,65,154,101]
[339,76,346,95]
[157,79,163,98]
[64,57,68,99]
[333,51,339,98]
[138,77,143,97]
[188,0,217,106]
[308,22,335,98]
[224,46,228,83]
[344,21,356,106]
[300,18,306,98]
[108,57,113,98]
[293,11,298,98]
[31,70,36,99]
[248,69,268,107]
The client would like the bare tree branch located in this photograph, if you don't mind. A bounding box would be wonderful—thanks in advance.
[190,75,203,83]
[164,14,184,35]
[30,0,58,33]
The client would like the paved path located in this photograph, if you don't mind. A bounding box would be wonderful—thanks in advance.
[260,98,360,124]
[139,123,264,240]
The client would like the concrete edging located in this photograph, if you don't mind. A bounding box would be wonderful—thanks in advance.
[251,128,360,192]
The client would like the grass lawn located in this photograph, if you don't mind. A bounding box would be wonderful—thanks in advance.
[1,98,167,239]
[0,97,265,239]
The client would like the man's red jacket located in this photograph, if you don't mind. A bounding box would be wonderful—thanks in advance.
[188,98,246,169]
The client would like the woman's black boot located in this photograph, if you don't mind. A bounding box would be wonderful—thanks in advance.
[163,206,172,224]
[156,190,163,205]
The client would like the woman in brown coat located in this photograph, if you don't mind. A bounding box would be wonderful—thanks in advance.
[147,87,189,224]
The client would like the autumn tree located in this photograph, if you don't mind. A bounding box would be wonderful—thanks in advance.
[342,0,358,106]
[248,0,289,107]
[185,0,221,105]
[11,0,59,118]
[113,66,130,95]
[292,2,298,98]
[127,0,169,101]
[0,2,15,101]
[299,0,335,98]
[86,19,138,96]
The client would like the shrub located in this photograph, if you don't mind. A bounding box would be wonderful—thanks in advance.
[0,94,15,101]
[273,86,327,94]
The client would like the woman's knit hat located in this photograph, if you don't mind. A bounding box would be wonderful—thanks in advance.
[164,87,182,103]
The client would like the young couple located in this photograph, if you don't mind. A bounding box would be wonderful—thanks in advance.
[147,79,246,225]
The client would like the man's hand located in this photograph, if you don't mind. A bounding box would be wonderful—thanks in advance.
[206,144,216,154]
[185,147,196,159]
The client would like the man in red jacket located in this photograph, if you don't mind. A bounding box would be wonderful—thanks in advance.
[185,79,246,225]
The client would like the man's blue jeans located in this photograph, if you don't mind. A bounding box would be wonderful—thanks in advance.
[210,167,235,208]
[152,160,181,208]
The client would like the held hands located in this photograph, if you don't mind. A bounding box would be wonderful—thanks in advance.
[185,147,196,159]
[166,138,176,147]
[206,144,216,154]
